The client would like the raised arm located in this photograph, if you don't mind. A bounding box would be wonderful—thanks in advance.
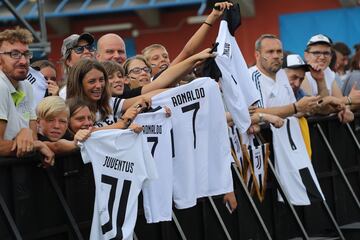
[171,1,233,65]
[141,48,214,94]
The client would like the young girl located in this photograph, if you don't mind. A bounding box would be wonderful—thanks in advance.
[66,59,147,129]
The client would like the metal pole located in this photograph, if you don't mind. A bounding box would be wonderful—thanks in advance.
[172,211,187,240]
[45,169,84,240]
[316,123,360,210]
[346,123,360,152]
[1,0,42,42]
[266,159,310,240]
[0,192,22,240]
[322,201,345,240]
[232,164,272,240]
[207,196,232,240]
[254,135,309,239]
[37,0,47,42]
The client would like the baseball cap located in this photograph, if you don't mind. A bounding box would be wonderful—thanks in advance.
[307,34,332,47]
[61,33,95,60]
[283,54,310,71]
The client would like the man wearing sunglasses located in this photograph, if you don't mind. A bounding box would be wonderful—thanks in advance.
[59,32,96,99]
[61,32,96,73]
[0,27,54,163]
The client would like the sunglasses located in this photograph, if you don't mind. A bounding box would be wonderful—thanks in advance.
[71,44,96,54]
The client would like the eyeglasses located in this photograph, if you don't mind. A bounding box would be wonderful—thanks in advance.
[128,66,151,75]
[0,50,33,60]
[71,44,96,54]
[307,51,331,57]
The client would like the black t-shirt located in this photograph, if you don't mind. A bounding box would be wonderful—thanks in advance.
[37,130,73,142]
[119,85,143,99]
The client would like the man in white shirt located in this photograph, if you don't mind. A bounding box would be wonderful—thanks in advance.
[302,34,354,122]
[249,34,320,116]
[0,27,53,164]
[249,34,325,205]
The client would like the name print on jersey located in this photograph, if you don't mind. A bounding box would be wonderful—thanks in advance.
[171,87,205,107]
[143,125,162,134]
[103,156,134,173]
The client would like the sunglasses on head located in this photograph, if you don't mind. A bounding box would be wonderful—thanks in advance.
[71,44,96,54]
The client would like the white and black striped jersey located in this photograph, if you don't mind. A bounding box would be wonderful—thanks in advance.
[81,129,157,240]
[271,117,324,205]
[134,109,173,223]
[93,97,124,128]
[215,20,260,133]
[249,66,296,108]
[26,67,48,109]
[151,77,233,209]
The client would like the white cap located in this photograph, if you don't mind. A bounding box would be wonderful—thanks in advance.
[307,34,332,47]
[283,54,309,71]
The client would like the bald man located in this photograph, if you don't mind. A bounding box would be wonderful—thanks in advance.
[96,33,127,64]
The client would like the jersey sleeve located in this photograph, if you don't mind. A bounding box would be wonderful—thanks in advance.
[141,133,158,181]
[112,97,125,120]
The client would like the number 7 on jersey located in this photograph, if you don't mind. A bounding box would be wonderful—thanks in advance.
[181,102,200,149]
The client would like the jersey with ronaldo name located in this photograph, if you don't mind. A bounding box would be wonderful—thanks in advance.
[152,77,233,209]
[81,129,157,240]
[134,109,173,223]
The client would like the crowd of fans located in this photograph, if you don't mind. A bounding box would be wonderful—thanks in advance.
[0,1,359,230]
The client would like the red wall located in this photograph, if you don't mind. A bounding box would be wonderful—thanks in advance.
[46,0,341,66]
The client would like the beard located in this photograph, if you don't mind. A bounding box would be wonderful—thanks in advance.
[268,61,282,74]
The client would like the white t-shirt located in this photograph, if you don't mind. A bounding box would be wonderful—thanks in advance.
[305,67,335,96]
[134,108,173,223]
[249,66,296,108]
[152,77,233,209]
[271,117,324,205]
[81,129,157,240]
[0,71,36,140]
[215,20,260,133]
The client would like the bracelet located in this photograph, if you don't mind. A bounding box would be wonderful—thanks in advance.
[346,96,352,105]
[120,117,132,128]
[293,103,298,114]
[203,21,212,27]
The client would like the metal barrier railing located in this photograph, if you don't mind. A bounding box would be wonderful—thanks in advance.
[0,114,359,239]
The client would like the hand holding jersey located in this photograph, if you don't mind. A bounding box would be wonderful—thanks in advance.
[81,129,157,240]
[152,77,234,209]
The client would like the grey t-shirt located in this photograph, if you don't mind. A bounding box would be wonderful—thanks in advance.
[342,70,360,96]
